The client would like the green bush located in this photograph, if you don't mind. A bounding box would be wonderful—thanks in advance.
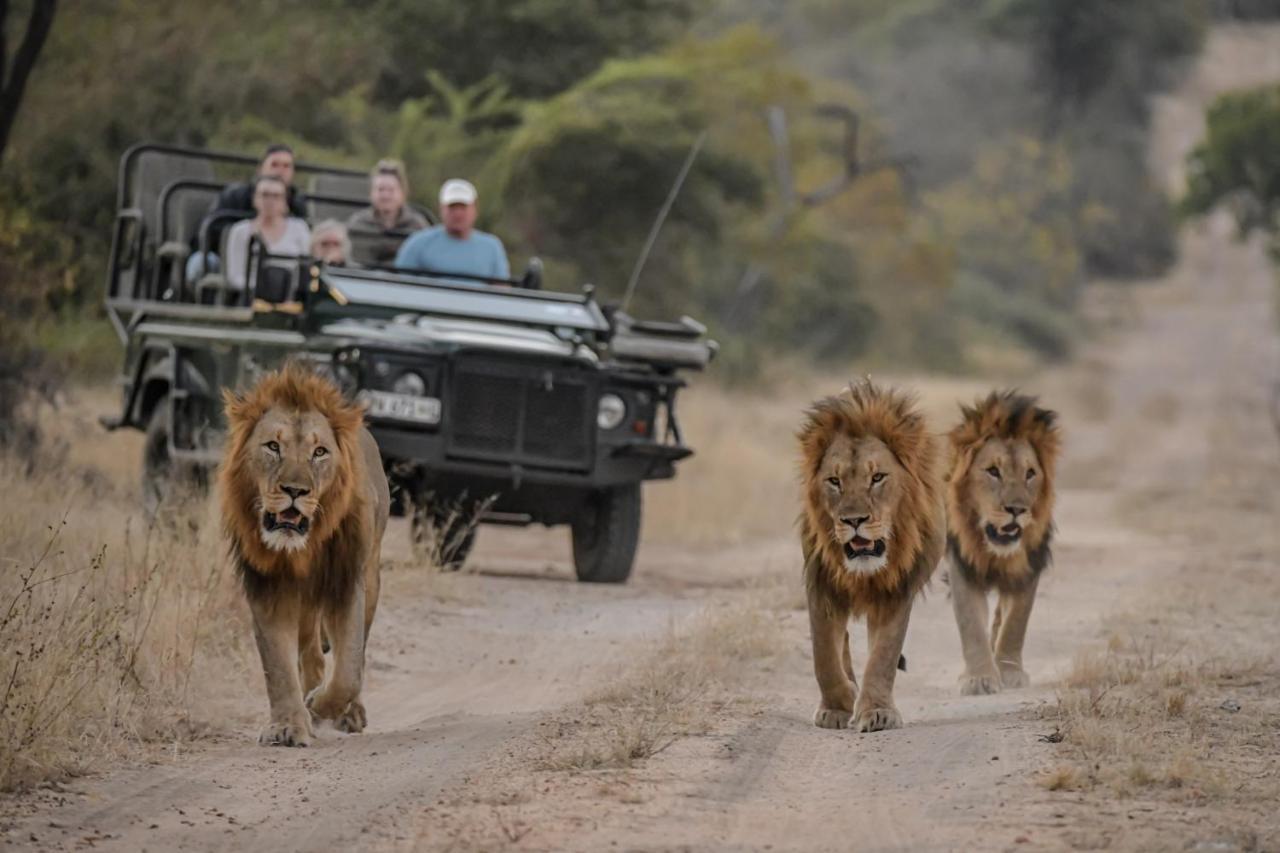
[1183,84,1280,235]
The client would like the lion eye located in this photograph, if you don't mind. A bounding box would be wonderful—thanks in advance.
[313,446,328,459]
[826,476,840,489]
[871,472,886,484]
[265,440,280,454]
[985,465,1001,479]
[1026,468,1036,480]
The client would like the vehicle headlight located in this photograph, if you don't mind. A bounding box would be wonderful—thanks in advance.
[393,371,427,396]
[597,393,626,430]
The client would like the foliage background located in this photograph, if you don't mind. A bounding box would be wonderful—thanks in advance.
[4,0,1270,389]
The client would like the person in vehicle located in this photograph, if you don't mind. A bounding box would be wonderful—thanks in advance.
[223,175,311,292]
[346,159,428,266]
[186,143,308,282]
[311,219,352,266]
[394,179,509,281]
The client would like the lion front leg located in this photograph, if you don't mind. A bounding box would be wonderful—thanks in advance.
[854,596,911,732]
[298,613,325,698]
[307,581,368,734]
[949,561,1001,695]
[808,585,856,730]
[993,575,1039,689]
[248,586,312,747]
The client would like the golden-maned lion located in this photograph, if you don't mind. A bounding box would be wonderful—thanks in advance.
[219,363,390,746]
[798,382,945,731]
[945,391,1060,695]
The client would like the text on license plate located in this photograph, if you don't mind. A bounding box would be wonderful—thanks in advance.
[359,391,441,425]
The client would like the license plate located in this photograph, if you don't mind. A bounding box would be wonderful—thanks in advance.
[359,390,441,425]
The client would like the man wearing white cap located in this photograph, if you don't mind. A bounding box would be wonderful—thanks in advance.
[394,178,510,281]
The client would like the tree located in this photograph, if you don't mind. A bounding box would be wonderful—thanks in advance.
[368,0,700,104]
[0,0,57,162]
[1183,84,1280,235]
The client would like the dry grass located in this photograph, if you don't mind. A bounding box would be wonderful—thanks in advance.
[0,417,254,792]
[1038,628,1279,800]
[537,587,787,772]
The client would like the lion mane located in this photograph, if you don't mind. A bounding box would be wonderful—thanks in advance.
[219,363,369,601]
[946,390,1061,592]
[799,382,944,616]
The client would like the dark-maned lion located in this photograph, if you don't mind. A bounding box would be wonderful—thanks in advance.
[798,382,945,731]
[219,363,390,746]
[945,391,1060,695]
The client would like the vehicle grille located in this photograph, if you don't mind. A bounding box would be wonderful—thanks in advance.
[447,357,594,471]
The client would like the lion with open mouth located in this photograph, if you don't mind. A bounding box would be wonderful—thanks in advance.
[945,391,1060,695]
[798,381,945,732]
[219,362,390,747]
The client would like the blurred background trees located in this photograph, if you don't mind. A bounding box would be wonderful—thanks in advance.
[2,0,1276,383]
[1182,83,1280,244]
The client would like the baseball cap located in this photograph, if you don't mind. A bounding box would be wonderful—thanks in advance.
[439,178,477,206]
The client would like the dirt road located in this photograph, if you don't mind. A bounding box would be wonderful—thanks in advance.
[4,24,1280,853]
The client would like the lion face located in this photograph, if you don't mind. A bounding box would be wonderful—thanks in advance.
[963,435,1046,557]
[815,433,909,574]
[240,406,343,553]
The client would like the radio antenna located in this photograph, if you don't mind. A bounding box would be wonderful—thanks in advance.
[621,130,707,313]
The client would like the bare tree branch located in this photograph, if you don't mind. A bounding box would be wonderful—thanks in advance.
[0,0,57,162]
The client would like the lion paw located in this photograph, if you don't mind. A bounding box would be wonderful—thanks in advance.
[999,666,1030,689]
[854,706,902,733]
[959,674,1002,696]
[813,707,854,729]
[258,717,312,747]
[335,699,367,734]
[306,687,367,734]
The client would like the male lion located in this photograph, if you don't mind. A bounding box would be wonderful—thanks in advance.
[219,363,390,746]
[798,382,945,731]
[945,391,1060,695]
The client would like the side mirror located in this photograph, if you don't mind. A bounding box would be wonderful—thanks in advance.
[519,256,544,290]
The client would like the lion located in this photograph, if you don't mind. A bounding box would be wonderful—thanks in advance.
[798,381,945,731]
[219,363,390,747]
[945,391,1060,695]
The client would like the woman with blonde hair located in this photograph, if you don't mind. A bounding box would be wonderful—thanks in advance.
[346,158,429,266]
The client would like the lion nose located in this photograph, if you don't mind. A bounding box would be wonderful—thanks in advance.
[281,485,310,500]
[1004,505,1027,519]
[842,515,870,529]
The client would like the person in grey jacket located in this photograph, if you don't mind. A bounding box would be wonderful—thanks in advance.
[346,159,428,267]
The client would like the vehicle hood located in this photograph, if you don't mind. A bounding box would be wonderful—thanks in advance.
[319,315,598,363]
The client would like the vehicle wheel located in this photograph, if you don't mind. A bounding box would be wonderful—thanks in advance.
[571,484,641,584]
[410,497,479,571]
[142,396,203,518]
[142,397,176,517]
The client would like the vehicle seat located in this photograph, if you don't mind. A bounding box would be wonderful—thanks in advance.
[131,151,216,300]
[308,173,369,223]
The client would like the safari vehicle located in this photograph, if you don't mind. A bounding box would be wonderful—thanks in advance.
[100,143,715,583]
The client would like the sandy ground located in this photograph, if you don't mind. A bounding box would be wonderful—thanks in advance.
[3,24,1280,853]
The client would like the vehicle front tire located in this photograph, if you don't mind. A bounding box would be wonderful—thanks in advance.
[142,396,176,518]
[411,497,479,571]
[571,484,641,584]
[141,396,205,520]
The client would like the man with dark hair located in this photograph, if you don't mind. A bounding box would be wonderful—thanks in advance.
[187,144,309,281]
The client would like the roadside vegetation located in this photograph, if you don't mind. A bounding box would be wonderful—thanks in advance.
[0,450,252,792]
[1183,81,1280,261]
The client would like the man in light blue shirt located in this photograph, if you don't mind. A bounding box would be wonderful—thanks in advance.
[394,178,510,281]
